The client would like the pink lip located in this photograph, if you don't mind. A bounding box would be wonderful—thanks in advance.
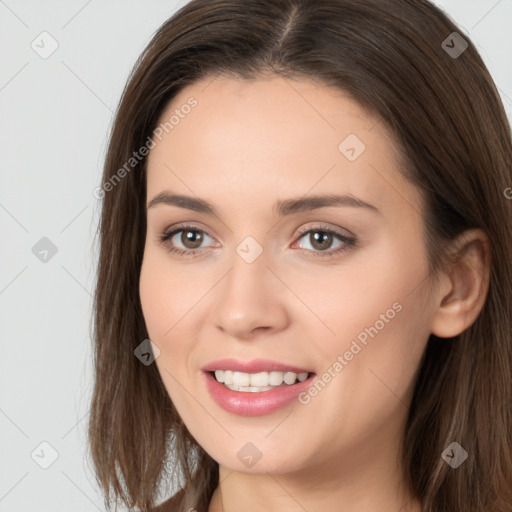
[201,359,316,416]
[201,358,312,374]
[203,372,316,416]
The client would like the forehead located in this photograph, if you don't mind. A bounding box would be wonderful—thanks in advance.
[145,74,423,221]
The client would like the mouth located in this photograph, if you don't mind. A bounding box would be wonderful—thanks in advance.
[209,369,313,392]
[201,359,316,416]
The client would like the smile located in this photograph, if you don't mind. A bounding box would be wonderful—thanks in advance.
[201,359,316,416]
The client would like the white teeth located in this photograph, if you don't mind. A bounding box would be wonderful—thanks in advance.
[223,370,233,385]
[283,372,297,385]
[269,371,284,386]
[232,371,250,387]
[212,370,311,390]
[249,372,269,386]
[224,383,274,392]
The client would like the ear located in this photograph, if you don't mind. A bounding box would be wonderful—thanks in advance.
[429,229,491,338]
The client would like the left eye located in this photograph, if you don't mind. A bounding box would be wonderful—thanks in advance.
[296,229,345,252]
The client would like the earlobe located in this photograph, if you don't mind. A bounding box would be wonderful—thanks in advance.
[429,229,491,339]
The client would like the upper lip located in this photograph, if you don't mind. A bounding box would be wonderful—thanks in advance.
[201,358,313,374]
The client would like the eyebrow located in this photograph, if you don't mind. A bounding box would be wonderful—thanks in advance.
[147,192,381,216]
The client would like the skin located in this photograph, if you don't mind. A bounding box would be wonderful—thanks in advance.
[139,74,490,512]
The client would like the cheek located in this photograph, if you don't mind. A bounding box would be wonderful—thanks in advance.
[139,247,204,340]
[139,254,172,342]
[139,251,191,389]
[139,252,200,413]
[306,235,430,397]
[298,234,427,349]
[139,248,211,389]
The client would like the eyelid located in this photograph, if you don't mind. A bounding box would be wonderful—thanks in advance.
[158,221,356,257]
[294,222,354,239]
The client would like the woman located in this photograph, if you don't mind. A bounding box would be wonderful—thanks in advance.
[88,1,512,511]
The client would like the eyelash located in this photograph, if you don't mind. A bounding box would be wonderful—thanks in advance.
[158,222,357,259]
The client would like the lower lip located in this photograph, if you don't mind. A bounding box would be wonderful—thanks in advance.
[204,371,316,416]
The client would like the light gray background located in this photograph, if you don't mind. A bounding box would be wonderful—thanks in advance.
[1,1,511,510]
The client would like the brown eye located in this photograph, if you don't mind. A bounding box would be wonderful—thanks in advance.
[294,226,357,258]
[298,229,341,252]
[180,229,204,249]
[159,225,214,256]
[308,231,334,251]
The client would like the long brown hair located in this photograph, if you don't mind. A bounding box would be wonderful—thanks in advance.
[87,1,512,510]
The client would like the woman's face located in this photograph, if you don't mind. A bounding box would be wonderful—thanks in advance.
[139,74,437,476]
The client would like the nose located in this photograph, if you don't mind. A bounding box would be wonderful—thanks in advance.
[212,247,290,340]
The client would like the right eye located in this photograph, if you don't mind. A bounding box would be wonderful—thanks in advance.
[159,223,216,256]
